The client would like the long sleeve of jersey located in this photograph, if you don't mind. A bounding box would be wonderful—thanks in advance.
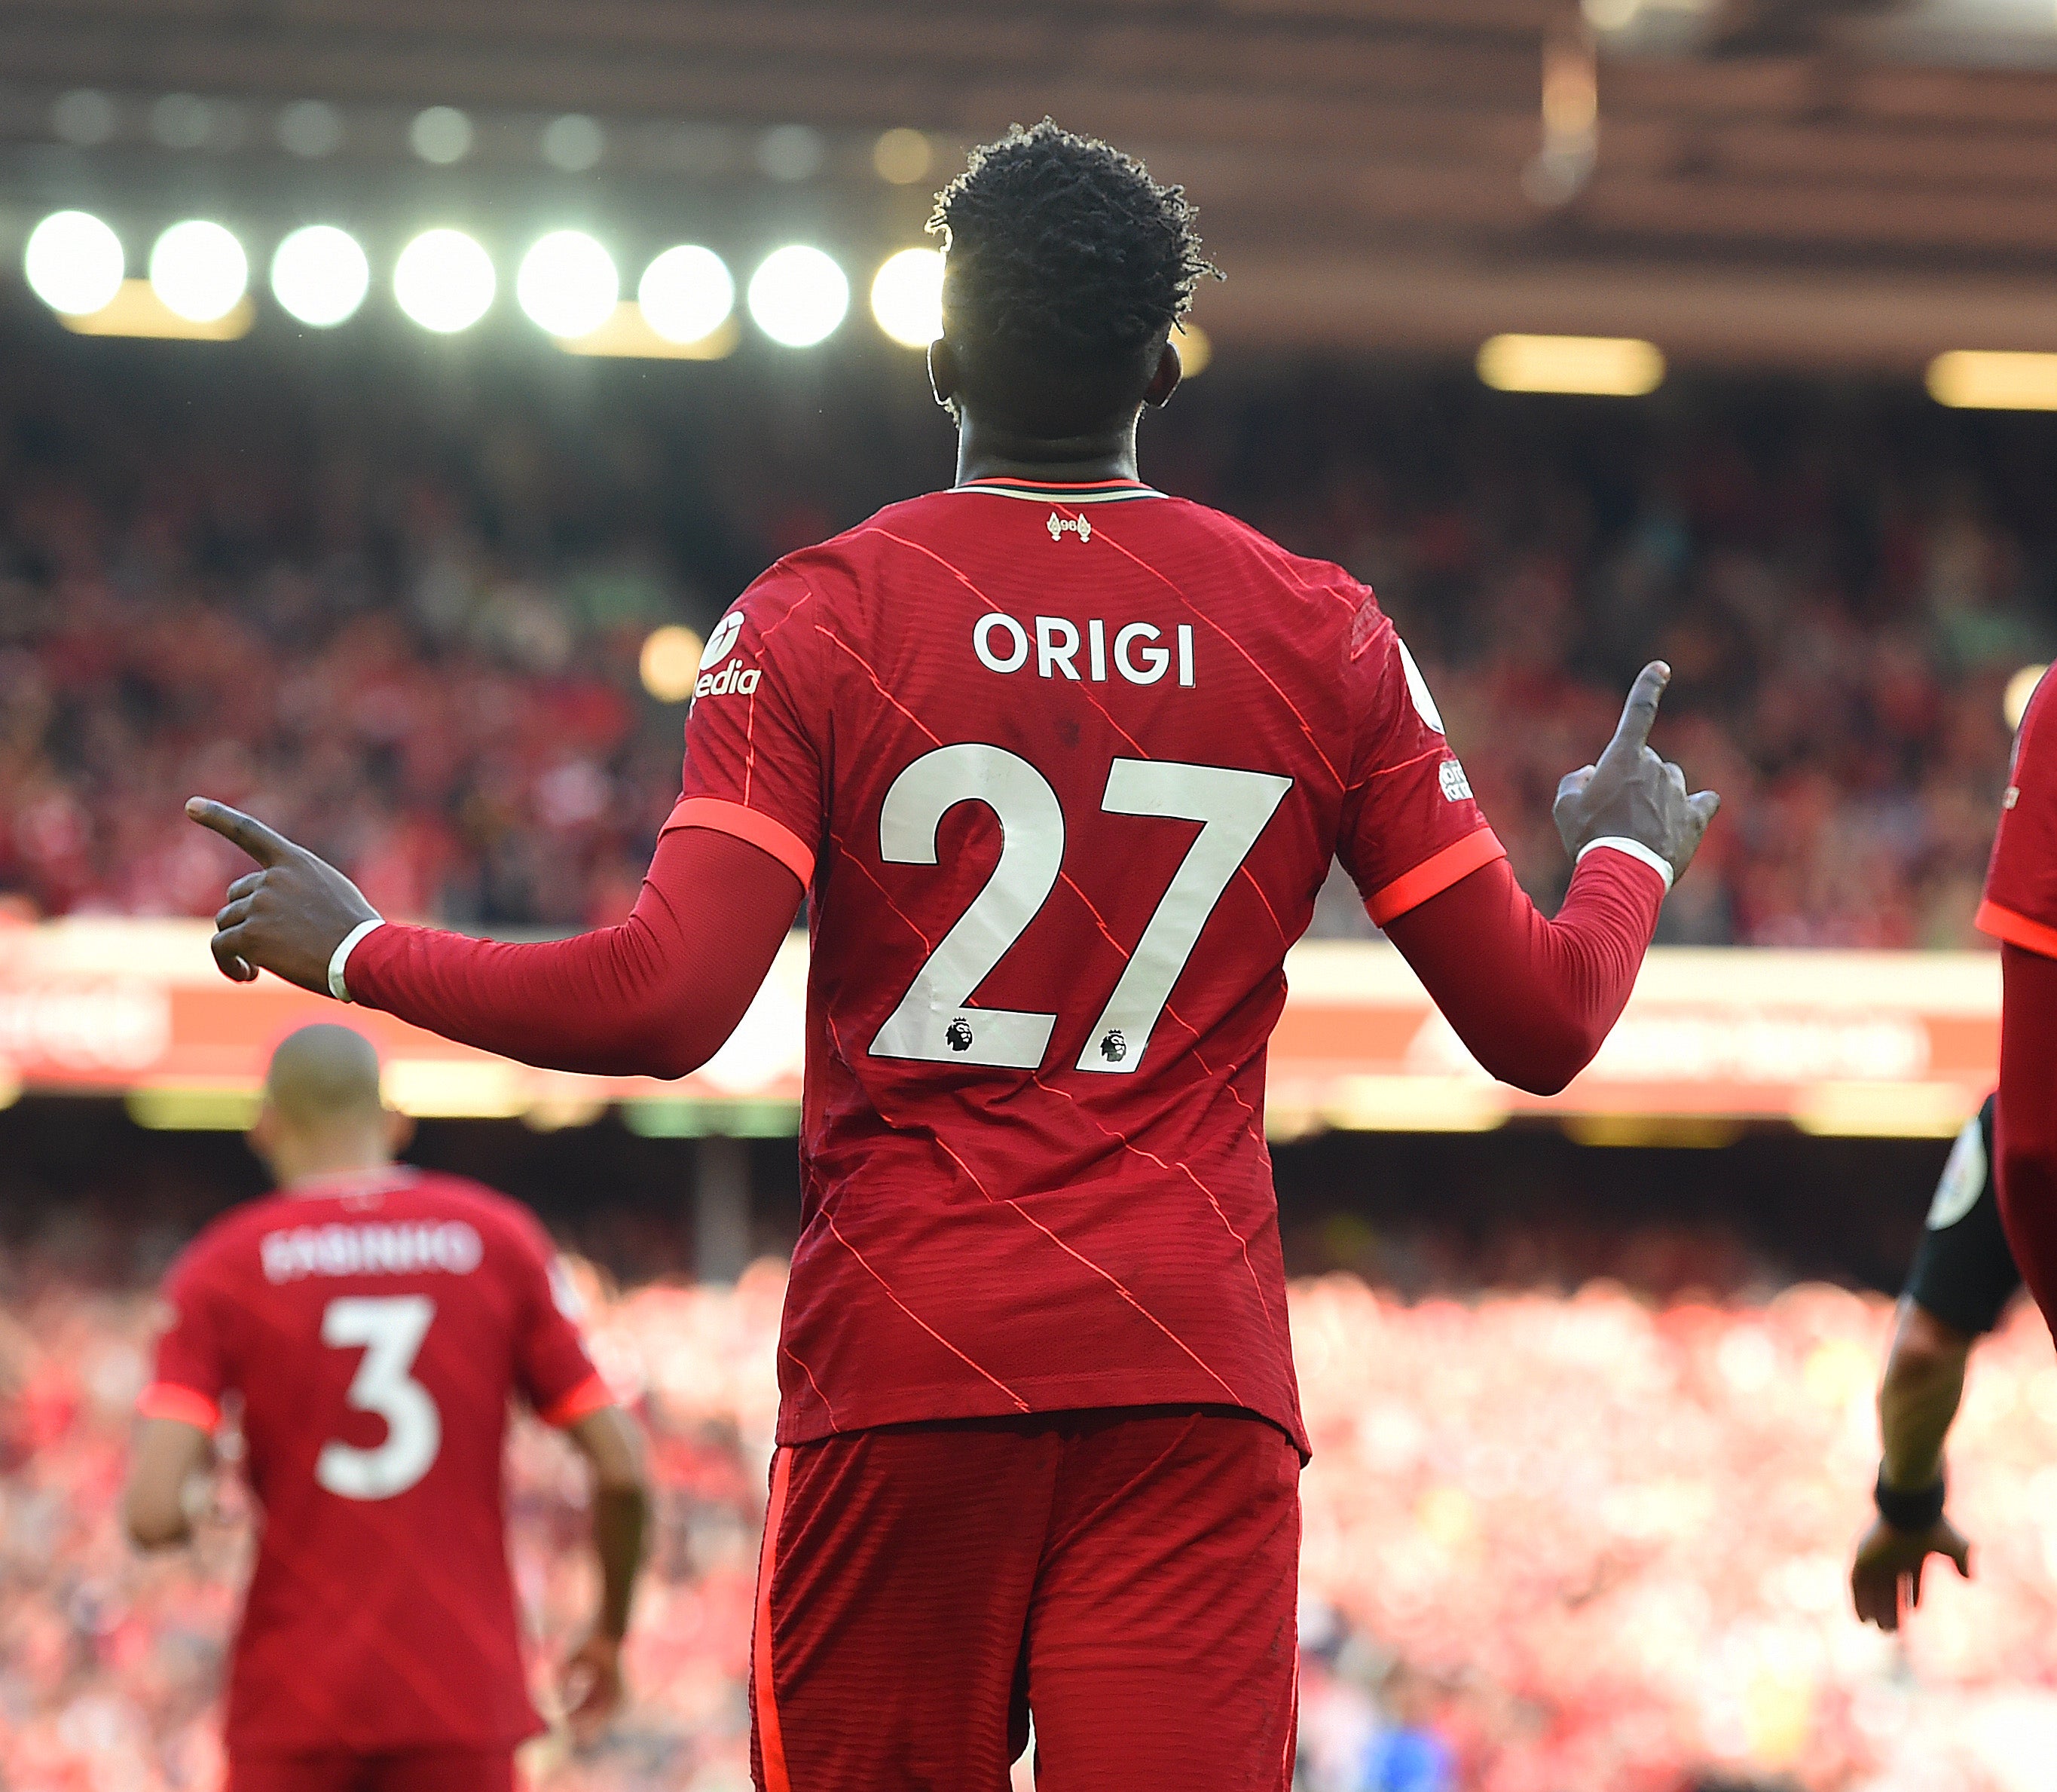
[347,824,1661,1099]
[1995,943,2057,1332]
[344,825,802,1079]
[1384,849,1667,1096]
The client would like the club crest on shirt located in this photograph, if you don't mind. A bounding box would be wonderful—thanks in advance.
[1047,512,1092,544]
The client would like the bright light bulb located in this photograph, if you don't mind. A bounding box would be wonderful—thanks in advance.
[747,246,848,348]
[638,246,735,344]
[515,231,619,338]
[393,229,496,333]
[640,626,705,702]
[270,225,370,327]
[149,221,249,323]
[870,247,943,348]
[23,211,124,315]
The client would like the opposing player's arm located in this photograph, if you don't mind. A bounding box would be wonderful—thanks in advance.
[1380,663,1718,1096]
[124,1416,212,1549]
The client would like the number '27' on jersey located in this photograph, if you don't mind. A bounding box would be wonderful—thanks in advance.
[676,476,1505,1456]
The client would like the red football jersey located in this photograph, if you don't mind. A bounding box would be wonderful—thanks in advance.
[675,476,1501,1455]
[140,1167,610,1756]
[1982,666,2057,959]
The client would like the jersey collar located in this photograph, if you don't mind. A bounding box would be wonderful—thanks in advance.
[280,1165,420,1203]
[952,476,1166,504]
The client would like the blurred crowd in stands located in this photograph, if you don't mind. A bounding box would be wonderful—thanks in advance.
[6,1249,2057,1792]
[1,341,2052,945]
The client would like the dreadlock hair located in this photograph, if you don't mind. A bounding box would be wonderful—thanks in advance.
[929,120,1218,434]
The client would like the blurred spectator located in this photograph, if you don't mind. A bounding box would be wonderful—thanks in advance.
[7,1241,2057,1791]
[0,347,2049,944]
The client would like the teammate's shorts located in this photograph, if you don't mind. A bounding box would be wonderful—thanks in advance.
[750,1404,1301,1792]
[228,1748,516,1792]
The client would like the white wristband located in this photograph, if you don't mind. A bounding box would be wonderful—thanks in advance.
[329,919,385,1003]
[1577,836,1675,892]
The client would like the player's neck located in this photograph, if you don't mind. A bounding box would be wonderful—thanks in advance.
[953,411,1142,488]
[269,1139,398,1191]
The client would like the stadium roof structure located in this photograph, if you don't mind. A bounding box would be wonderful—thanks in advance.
[5,0,2057,368]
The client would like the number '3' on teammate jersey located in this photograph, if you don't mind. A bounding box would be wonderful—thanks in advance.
[674,479,1502,1457]
[139,1168,610,1755]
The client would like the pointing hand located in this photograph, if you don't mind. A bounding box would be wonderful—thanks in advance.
[1551,662,1720,885]
[185,798,379,993]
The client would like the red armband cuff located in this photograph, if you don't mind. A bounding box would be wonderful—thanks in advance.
[1979,898,2057,961]
[662,797,815,887]
[138,1383,219,1431]
[539,1372,616,1430]
[1365,828,1507,927]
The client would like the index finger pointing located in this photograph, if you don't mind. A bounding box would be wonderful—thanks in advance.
[1600,661,1671,764]
[185,797,296,868]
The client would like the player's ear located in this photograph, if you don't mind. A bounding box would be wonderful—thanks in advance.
[246,1102,281,1176]
[384,1106,415,1159]
[1143,337,1182,410]
[928,335,958,410]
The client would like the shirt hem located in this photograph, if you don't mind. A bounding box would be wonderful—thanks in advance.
[1976,897,2057,960]
[775,1373,1310,1462]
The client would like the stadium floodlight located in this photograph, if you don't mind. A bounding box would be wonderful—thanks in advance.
[870,248,943,348]
[23,211,125,316]
[393,229,496,333]
[149,221,249,324]
[270,226,371,328]
[1581,0,1643,29]
[1476,334,1664,396]
[873,128,933,185]
[747,246,849,348]
[638,246,735,344]
[640,625,705,702]
[410,106,473,165]
[1927,350,2057,412]
[515,231,619,338]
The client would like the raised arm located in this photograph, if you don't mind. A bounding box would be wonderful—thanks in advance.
[1384,662,1717,1096]
[184,800,799,1079]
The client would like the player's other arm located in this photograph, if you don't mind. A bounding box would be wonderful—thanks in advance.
[124,1415,212,1549]
[1851,1299,1975,1630]
[559,1405,652,1740]
[180,804,799,1080]
[1385,663,1718,1096]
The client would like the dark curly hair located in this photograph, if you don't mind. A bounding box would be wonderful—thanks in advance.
[929,121,1218,420]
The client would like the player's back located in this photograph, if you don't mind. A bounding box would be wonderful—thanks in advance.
[681,476,1495,1453]
[148,1167,602,1754]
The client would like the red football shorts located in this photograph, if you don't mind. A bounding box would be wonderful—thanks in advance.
[750,1405,1301,1792]
[228,1750,516,1792]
